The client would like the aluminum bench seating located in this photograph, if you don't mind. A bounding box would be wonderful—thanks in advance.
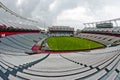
[11,35,34,47]
[0,54,48,67]
[6,37,30,50]
[0,43,24,52]
[0,37,30,51]
[0,51,120,80]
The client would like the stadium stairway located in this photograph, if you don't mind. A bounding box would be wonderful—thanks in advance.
[0,33,120,80]
[0,53,49,80]
[0,48,120,80]
[0,33,46,54]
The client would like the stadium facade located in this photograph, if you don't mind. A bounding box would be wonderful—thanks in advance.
[48,26,74,36]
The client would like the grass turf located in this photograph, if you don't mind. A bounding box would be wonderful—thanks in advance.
[47,36,104,51]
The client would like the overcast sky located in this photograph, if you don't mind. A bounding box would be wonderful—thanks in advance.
[0,0,120,30]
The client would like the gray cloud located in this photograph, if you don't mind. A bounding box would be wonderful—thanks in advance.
[0,0,120,29]
[16,0,41,17]
[31,0,81,27]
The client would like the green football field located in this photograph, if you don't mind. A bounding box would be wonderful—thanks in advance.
[46,36,104,51]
